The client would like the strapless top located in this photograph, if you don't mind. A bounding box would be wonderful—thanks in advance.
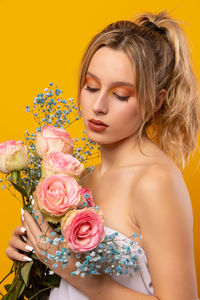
[49,225,154,299]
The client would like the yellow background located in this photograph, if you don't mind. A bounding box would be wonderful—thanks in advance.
[0,0,199,296]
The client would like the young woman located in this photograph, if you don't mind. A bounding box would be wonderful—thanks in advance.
[6,11,199,300]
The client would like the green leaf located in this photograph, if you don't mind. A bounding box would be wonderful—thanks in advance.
[18,282,26,297]
[1,277,18,299]
[21,260,33,286]
[31,253,39,260]
[11,171,18,183]
[37,291,50,300]
[26,205,33,214]
[14,280,24,300]
[42,213,62,224]
[11,181,28,199]
[6,279,24,300]
[35,264,42,278]
[45,273,61,287]
[25,184,32,198]
[4,284,11,292]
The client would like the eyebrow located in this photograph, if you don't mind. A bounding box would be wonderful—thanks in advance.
[86,72,135,88]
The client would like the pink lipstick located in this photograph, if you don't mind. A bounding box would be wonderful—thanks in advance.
[88,119,108,132]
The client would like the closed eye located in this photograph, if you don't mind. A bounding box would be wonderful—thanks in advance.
[84,86,130,101]
[85,86,99,93]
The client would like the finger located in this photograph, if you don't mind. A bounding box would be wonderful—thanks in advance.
[6,246,32,263]
[8,234,34,252]
[21,208,25,223]
[23,210,42,238]
[12,225,27,242]
[23,211,46,252]
[33,210,62,253]
[33,210,51,234]
[26,236,33,246]
[24,210,55,242]
[12,225,27,237]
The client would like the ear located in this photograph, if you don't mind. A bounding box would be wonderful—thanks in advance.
[155,89,166,113]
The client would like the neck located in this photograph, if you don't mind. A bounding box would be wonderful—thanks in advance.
[98,132,150,176]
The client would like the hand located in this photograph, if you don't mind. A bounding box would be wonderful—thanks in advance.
[23,209,71,280]
[6,224,34,263]
[23,210,109,298]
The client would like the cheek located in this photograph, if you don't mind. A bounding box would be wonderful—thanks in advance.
[79,90,90,111]
[115,104,142,130]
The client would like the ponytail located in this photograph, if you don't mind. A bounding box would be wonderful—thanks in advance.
[134,11,200,170]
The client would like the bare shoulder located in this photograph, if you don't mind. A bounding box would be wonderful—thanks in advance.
[134,161,193,231]
[132,161,197,298]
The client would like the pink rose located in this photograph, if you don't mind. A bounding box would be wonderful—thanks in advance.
[80,187,95,207]
[42,152,84,178]
[35,174,81,220]
[61,207,104,253]
[35,125,74,158]
[0,140,29,174]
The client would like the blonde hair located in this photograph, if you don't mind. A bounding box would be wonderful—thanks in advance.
[77,11,200,170]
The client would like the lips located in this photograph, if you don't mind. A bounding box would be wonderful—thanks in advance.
[89,119,108,126]
[88,119,108,132]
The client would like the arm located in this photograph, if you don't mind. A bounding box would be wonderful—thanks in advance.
[131,166,198,300]
[69,166,198,300]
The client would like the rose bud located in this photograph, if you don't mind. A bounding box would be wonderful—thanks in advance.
[0,140,29,174]
[42,151,84,178]
[35,125,74,158]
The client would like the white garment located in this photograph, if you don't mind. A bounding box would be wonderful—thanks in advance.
[49,225,153,299]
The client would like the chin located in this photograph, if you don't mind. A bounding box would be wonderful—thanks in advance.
[85,132,122,145]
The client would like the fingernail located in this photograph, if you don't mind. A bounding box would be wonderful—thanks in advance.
[31,198,35,205]
[23,256,32,262]
[21,208,24,221]
[25,245,34,251]
[20,227,26,233]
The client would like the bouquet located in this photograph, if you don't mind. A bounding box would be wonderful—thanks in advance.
[0,83,142,300]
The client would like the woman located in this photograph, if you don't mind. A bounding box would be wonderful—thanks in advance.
[6,11,199,299]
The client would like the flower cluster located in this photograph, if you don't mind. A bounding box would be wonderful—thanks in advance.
[0,83,143,300]
[72,232,142,277]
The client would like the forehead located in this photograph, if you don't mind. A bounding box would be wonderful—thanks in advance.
[87,46,135,84]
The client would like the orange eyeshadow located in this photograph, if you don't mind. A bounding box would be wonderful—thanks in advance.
[112,86,134,96]
[85,76,99,87]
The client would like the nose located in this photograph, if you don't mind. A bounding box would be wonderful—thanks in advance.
[92,90,108,115]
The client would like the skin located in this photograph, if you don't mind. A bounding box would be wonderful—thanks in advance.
[6,46,198,300]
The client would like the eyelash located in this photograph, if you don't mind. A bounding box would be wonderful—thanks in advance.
[84,86,130,101]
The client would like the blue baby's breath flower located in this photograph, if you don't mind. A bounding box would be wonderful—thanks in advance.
[60,235,64,242]
[25,106,30,112]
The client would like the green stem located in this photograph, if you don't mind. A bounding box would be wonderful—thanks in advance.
[28,285,54,300]
[17,171,26,209]
[0,262,15,284]
[11,171,26,208]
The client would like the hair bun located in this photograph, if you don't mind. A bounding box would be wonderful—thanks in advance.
[144,21,166,35]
